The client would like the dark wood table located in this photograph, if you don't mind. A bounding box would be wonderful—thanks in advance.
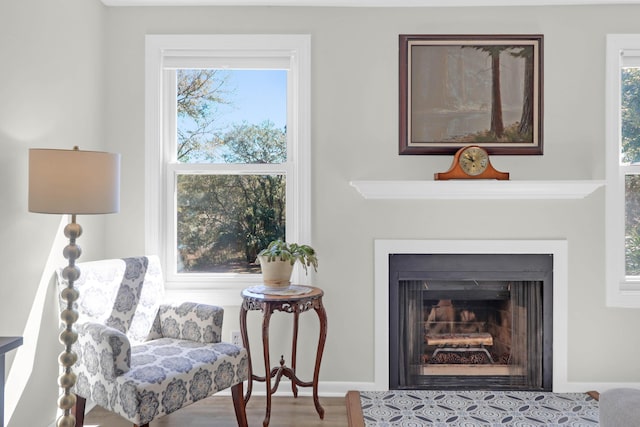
[240,285,327,427]
[0,337,23,426]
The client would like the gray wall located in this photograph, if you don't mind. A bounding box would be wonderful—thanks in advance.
[3,1,640,425]
[0,0,107,425]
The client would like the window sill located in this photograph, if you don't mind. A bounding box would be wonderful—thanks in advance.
[350,180,605,200]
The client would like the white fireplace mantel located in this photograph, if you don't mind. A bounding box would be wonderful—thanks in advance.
[350,180,605,200]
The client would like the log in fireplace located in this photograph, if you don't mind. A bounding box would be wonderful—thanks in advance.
[389,253,553,391]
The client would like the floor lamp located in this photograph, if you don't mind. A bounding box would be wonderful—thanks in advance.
[28,147,120,427]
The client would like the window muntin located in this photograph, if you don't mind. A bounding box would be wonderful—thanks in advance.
[145,35,311,288]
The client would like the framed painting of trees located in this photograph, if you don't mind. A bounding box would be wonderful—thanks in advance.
[399,34,543,155]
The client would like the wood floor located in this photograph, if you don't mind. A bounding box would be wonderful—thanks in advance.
[84,395,351,426]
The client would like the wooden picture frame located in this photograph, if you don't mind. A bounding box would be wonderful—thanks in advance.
[399,34,543,155]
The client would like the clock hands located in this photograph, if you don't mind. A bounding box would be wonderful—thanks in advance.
[462,152,477,166]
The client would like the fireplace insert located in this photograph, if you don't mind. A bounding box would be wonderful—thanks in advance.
[389,253,553,391]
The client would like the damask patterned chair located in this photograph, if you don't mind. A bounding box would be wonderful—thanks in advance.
[55,255,248,427]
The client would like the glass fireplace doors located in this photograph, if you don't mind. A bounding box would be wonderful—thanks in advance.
[389,254,553,391]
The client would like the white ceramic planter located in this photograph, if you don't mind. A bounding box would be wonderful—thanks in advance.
[258,256,294,288]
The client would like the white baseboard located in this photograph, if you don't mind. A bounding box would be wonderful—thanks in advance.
[349,381,640,394]
[218,379,640,396]
[557,381,640,394]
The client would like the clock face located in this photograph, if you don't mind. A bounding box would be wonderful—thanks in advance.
[458,146,489,176]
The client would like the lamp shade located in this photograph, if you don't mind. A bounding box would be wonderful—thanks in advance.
[29,148,121,215]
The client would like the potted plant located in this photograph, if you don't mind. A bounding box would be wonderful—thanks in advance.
[257,240,318,288]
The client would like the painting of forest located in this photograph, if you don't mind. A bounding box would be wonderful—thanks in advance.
[399,35,543,155]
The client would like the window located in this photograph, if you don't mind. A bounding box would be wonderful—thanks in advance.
[605,34,640,307]
[145,35,311,289]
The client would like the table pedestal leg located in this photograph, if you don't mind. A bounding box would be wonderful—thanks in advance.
[261,308,273,427]
[239,305,253,404]
[312,302,327,419]
[291,310,299,397]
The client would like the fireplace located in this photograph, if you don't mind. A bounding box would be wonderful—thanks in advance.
[389,253,552,391]
[373,240,569,392]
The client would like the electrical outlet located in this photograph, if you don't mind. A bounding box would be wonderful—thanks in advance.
[231,331,242,346]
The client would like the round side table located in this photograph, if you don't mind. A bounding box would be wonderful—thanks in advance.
[239,285,327,427]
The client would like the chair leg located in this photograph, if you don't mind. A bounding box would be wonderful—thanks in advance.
[231,381,248,427]
[72,394,86,427]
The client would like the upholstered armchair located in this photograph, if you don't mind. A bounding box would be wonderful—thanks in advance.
[55,255,248,427]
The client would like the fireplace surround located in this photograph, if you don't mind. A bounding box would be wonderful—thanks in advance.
[374,240,569,392]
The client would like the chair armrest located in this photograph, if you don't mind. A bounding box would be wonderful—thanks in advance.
[76,322,131,379]
[158,302,223,343]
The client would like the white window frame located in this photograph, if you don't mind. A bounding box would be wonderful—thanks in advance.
[605,34,640,307]
[145,34,311,291]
